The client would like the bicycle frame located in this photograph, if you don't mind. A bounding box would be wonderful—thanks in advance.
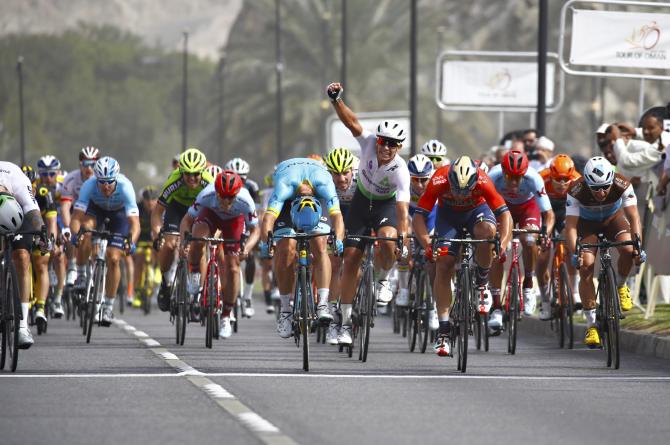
[503,239,524,315]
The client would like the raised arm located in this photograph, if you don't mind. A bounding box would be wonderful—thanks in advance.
[327,83,363,137]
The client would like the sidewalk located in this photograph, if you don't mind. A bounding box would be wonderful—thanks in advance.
[521,314,670,361]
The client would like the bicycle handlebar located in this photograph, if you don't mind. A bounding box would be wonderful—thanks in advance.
[576,233,641,256]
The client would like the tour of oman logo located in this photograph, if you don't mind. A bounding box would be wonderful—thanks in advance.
[486,68,512,91]
[625,20,661,50]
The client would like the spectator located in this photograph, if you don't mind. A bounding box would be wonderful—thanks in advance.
[529,136,554,171]
[522,128,538,154]
[608,122,663,186]
[596,123,617,166]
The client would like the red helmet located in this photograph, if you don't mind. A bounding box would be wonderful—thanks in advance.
[215,170,243,198]
[501,150,529,177]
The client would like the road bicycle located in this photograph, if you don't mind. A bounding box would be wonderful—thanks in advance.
[502,227,542,355]
[407,239,435,354]
[135,241,155,315]
[269,230,332,371]
[548,233,574,349]
[576,234,640,370]
[433,232,499,373]
[1,227,47,372]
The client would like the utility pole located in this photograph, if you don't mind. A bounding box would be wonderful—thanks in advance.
[181,31,189,151]
[275,0,283,162]
[536,0,548,135]
[341,0,347,87]
[218,54,225,164]
[410,0,417,155]
[17,56,26,166]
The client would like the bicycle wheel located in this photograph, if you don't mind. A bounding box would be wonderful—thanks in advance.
[360,266,374,363]
[604,265,620,369]
[173,261,188,345]
[205,264,217,349]
[420,274,432,354]
[457,267,471,373]
[299,267,310,371]
[86,262,104,344]
[2,261,21,371]
[559,263,574,350]
[507,266,520,355]
[407,269,419,352]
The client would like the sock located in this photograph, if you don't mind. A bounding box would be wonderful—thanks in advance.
[264,289,272,306]
[223,303,234,318]
[243,282,254,300]
[104,296,115,307]
[540,284,550,303]
[571,273,580,295]
[317,288,329,306]
[76,265,86,278]
[475,265,490,287]
[280,293,291,313]
[54,289,63,304]
[377,267,391,282]
[329,301,340,322]
[584,309,596,327]
[397,265,410,290]
[491,288,502,309]
[341,303,352,325]
[616,273,628,288]
[20,303,29,328]
[438,319,451,335]
[523,273,534,289]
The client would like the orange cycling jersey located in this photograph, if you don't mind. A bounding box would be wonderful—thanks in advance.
[417,165,508,216]
[539,168,581,201]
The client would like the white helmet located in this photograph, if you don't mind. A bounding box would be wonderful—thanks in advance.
[375,120,406,142]
[205,164,223,178]
[37,155,61,171]
[478,160,490,174]
[583,156,614,187]
[407,154,434,178]
[421,139,447,157]
[225,157,250,176]
[94,156,120,181]
[0,193,24,233]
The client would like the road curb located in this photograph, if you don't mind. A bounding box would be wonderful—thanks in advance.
[521,316,670,361]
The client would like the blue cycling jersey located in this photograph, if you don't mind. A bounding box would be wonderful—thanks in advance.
[487,164,551,212]
[188,184,258,226]
[74,174,139,217]
[267,158,340,217]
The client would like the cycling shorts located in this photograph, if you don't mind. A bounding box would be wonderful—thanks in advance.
[85,202,129,250]
[273,200,330,238]
[162,202,189,233]
[577,209,631,255]
[344,188,397,249]
[508,198,541,229]
[193,208,245,254]
[434,202,496,255]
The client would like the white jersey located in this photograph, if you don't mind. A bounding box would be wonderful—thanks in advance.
[0,161,39,213]
[61,170,88,203]
[355,129,410,202]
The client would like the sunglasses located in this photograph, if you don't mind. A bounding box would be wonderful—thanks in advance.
[81,160,96,167]
[376,137,402,149]
[427,156,444,163]
[97,178,116,185]
[589,184,610,192]
[40,171,57,178]
[552,177,572,184]
[411,177,430,183]
[182,171,202,178]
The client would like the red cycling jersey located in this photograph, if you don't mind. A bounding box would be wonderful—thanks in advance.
[417,165,508,216]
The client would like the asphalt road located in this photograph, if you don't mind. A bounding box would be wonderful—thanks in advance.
[2,297,669,445]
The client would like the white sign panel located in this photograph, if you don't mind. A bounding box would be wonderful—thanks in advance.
[328,115,411,156]
[441,61,556,107]
[570,10,670,69]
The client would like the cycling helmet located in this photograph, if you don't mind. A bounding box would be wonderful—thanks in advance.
[324,148,355,173]
[501,150,529,177]
[420,139,447,157]
[407,154,434,178]
[94,156,120,181]
[376,120,406,142]
[141,186,159,200]
[21,165,37,183]
[0,193,24,234]
[583,156,614,187]
[306,154,324,163]
[290,196,322,232]
[550,154,576,179]
[448,156,479,194]
[206,164,223,178]
[179,148,207,174]
[225,157,250,176]
[215,170,243,198]
[79,146,100,161]
[477,160,490,174]
[37,155,61,172]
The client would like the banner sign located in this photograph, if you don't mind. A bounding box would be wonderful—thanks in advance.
[570,9,670,69]
[440,61,556,107]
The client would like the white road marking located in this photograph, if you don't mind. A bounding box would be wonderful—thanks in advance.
[133,330,149,338]
[159,351,179,360]
[142,339,161,347]
[238,412,280,433]
[122,325,136,332]
[203,383,235,399]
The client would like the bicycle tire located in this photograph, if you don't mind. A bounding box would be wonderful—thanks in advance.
[605,265,620,369]
[475,312,482,350]
[457,266,470,373]
[300,267,310,371]
[559,263,574,350]
[173,261,187,345]
[205,263,216,349]
[392,300,400,334]
[361,266,374,363]
[2,261,21,371]
[407,269,419,352]
[357,267,369,362]
[420,274,432,354]
[483,312,489,352]
[86,262,104,344]
[507,265,520,355]
[0,268,6,370]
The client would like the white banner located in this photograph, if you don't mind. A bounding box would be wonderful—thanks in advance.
[570,9,670,70]
[328,115,411,156]
[441,61,555,107]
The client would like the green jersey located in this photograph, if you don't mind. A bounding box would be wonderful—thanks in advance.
[158,169,214,207]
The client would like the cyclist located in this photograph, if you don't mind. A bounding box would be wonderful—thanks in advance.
[259,165,280,314]
[565,156,644,347]
[536,154,582,320]
[70,157,140,326]
[421,139,450,169]
[225,157,260,318]
[413,156,512,356]
[488,149,555,332]
[205,164,223,179]
[181,171,260,338]
[323,147,358,344]
[61,147,100,292]
[132,186,159,308]
[1,161,50,348]
[35,156,66,321]
[151,148,214,312]
[326,82,411,345]
[259,157,345,338]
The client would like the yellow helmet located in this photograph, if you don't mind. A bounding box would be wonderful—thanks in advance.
[179,148,207,174]
[324,148,355,173]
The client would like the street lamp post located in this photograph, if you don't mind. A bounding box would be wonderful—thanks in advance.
[17,56,26,166]
[341,0,347,87]
[275,0,283,163]
[218,54,225,164]
[182,31,189,151]
[409,0,417,155]
[537,0,548,135]
[436,26,445,142]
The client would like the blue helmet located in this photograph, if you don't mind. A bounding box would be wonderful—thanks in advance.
[37,155,61,172]
[290,196,322,232]
[94,156,120,181]
[407,154,434,178]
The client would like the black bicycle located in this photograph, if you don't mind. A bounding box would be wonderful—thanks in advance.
[407,240,435,353]
[1,227,47,372]
[576,234,640,370]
